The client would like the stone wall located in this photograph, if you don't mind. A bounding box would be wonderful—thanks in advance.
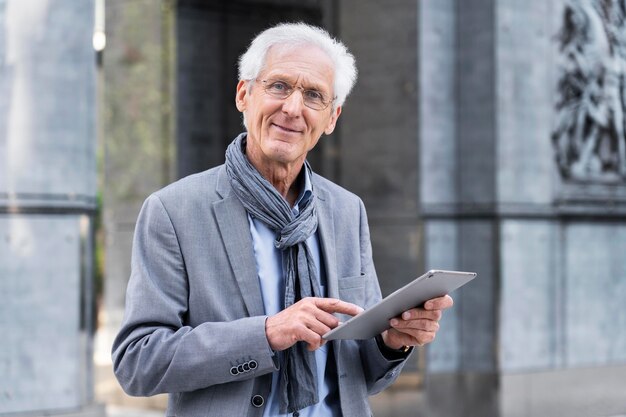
[0,0,100,415]
[420,0,626,415]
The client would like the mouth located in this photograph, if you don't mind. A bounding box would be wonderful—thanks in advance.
[272,123,303,134]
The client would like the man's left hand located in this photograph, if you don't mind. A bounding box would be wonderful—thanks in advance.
[381,295,453,350]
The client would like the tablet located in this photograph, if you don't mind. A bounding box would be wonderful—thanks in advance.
[322,269,477,340]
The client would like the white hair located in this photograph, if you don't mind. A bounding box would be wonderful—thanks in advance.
[238,22,358,109]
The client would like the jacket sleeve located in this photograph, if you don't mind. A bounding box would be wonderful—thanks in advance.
[111,194,278,396]
[354,198,413,395]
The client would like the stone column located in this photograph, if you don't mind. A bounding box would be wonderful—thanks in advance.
[0,0,101,415]
[419,0,501,413]
[419,0,626,416]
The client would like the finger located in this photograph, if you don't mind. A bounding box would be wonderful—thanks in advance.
[390,318,440,332]
[400,308,442,321]
[385,328,425,347]
[266,304,330,351]
[383,328,412,348]
[302,314,334,337]
[387,327,437,346]
[424,295,453,310]
[314,298,364,316]
[293,298,349,329]
[313,309,343,329]
[296,325,326,351]
[307,339,327,351]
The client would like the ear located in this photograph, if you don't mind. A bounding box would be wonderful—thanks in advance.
[235,80,248,112]
[324,105,342,135]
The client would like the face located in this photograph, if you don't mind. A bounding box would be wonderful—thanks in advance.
[235,44,342,171]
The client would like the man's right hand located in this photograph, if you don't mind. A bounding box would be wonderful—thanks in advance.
[265,297,363,351]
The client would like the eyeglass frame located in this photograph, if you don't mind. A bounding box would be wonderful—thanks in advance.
[254,78,336,111]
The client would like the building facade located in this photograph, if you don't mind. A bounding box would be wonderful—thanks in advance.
[99,1,626,416]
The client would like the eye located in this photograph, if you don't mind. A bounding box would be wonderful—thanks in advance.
[304,90,324,101]
[268,80,289,92]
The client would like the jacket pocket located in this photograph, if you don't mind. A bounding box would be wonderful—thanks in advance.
[338,273,366,306]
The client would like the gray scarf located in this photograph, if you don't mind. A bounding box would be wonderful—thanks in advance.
[225,133,321,413]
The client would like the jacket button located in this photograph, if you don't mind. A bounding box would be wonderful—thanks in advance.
[249,360,258,369]
[243,362,250,371]
[251,394,264,408]
[230,366,238,376]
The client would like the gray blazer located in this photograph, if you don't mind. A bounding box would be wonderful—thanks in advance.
[112,165,409,417]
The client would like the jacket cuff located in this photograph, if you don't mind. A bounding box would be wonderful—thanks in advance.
[375,334,414,361]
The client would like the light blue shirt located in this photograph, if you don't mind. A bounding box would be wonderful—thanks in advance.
[248,170,341,417]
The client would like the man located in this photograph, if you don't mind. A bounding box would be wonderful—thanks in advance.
[112,22,453,417]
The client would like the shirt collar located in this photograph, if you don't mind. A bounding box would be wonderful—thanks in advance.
[293,166,313,214]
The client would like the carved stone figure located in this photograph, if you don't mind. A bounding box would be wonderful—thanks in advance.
[553,0,626,182]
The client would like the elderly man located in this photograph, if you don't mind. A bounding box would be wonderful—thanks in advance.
[112,22,452,417]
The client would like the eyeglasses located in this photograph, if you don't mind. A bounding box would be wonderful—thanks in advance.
[257,79,334,111]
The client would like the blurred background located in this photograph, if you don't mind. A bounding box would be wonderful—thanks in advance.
[1,0,626,416]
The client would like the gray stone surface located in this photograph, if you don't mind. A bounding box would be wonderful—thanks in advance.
[176,6,231,175]
[500,220,559,370]
[425,220,499,374]
[338,0,421,372]
[457,220,498,373]
[419,0,457,207]
[565,223,626,366]
[423,220,460,372]
[0,216,82,414]
[0,0,96,206]
[339,0,421,298]
[339,0,419,218]
[496,0,555,206]
[500,365,626,417]
[368,223,422,298]
[457,0,497,206]
[0,1,97,415]
[425,372,499,417]
[1,405,105,417]
[419,0,626,415]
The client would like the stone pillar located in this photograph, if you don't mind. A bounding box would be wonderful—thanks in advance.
[418,1,500,413]
[419,0,626,416]
[0,0,101,416]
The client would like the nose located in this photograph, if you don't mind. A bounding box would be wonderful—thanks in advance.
[281,89,304,116]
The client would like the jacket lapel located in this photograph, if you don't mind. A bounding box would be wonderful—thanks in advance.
[314,177,344,359]
[314,178,339,300]
[213,167,265,317]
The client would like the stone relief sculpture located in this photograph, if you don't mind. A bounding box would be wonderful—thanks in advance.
[553,0,626,182]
